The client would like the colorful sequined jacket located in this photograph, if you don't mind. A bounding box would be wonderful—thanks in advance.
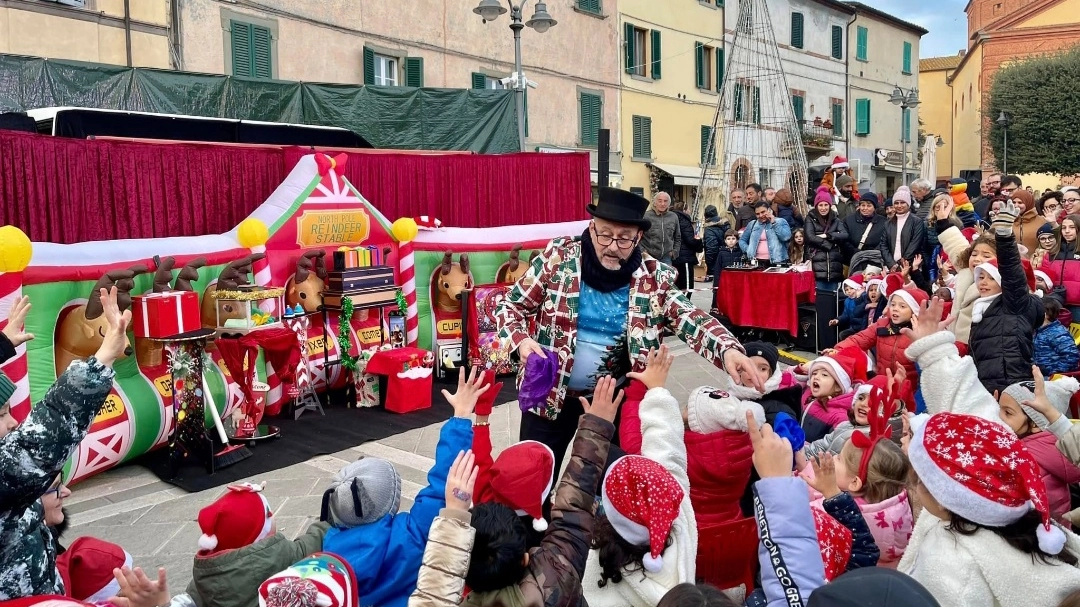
[495,236,743,420]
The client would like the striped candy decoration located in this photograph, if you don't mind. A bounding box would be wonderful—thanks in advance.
[285,315,313,397]
[414,216,443,230]
[398,240,419,347]
[250,244,275,313]
[0,271,30,422]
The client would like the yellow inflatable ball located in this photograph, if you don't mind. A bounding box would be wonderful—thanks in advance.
[391,217,419,243]
[0,226,33,273]
[237,218,270,249]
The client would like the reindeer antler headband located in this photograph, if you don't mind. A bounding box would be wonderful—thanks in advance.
[850,386,894,483]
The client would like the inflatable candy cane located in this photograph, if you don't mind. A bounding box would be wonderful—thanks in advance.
[399,240,419,347]
[0,226,33,422]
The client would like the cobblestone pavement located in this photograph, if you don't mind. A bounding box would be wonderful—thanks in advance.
[62,289,812,592]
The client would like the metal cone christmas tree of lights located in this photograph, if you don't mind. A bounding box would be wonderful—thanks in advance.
[693,0,809,221]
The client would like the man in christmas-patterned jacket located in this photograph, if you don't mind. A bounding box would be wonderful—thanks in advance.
[0,288,130,600]
[496,187,763,474]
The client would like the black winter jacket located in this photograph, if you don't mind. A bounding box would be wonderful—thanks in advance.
[674,210,703,266]
[969,232,1044,394]
[841,212,887,264]
[805,210,849,284]
[712,245,744,286]
[775,204,803,231]
[878,214,927,269]
[739,384,804,517]
[702,206,731,276]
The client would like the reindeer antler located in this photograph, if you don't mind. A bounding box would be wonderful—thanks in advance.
[173,258,207,292]
[313,250,328,280]
[459,253,470,274]
[440,251,453,276]
[152,257,177,293]
[295,250,325,284]
[217,254,265,291]
[85,266,145,319]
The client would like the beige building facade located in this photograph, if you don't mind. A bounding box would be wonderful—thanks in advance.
[0,0,172,68]
[177,0,621,174]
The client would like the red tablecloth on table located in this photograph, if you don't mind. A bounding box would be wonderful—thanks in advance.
[366,347,434,413]
[715,270,816,334]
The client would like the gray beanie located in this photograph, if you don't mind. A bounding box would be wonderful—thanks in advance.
[1003,376,1079,430]
[320,457,402,528]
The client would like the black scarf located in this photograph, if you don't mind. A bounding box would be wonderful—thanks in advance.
[877,320,912,337]
[579,228,641,293]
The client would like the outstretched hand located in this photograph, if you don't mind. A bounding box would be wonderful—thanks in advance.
[807,452,842,499]
[900,297,955,343]
[626,345,675,391]
[583,376,624,423]
[2,295,34,348]
[442,366,492,418]
[1021,365,1063,426]
[746,411,793,478]
[107,567,168,607]
[444,450,479,511]
[724,349,766,392]
[93,287,132,368]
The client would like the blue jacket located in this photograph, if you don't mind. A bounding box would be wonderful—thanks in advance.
[776,205,803,231]
[836,294,870,333]
[754,477,825,607]
[322,417,473,607]
[1034,321,1080,377]
[739,218,792,263]
[820,492,879,570]
[712,245,744,285]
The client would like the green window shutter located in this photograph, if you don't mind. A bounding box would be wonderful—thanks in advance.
[832,102,844,137]
[752,86,761,124]
[695,42,705,89]
[404,57,424,87]
[580,93,601,148]
[471,72,487,89]
[701,125,715,165]
[230,21,253,78]
[651,30,662,80]
[577,0,601,14]
[903,41,913,74]
[855,98,870,135]
[363,47,375,85]
[625,23,636,74]
[856,26,868,61]
[251,25,272,79]
[716,47,724,93]
[792,95,805,124]
[632,116,652,158]
[734,82,744,122]
[791,13,804,49]
[831,25,843,59]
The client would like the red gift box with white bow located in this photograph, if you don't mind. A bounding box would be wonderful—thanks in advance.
[132,291,201,339]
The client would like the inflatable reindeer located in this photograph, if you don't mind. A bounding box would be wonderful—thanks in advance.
[54,265,147,376]
[434,251,473,314]
[200,254,266,329]
[136,257,207,366]
[285,250,327,313]
[496,244,530,284]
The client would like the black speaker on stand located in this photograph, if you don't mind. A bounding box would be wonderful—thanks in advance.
[816,288,839,350]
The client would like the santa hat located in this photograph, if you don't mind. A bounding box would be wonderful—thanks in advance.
[0,597,91,607]
[975,259,1037,293]
[890,287,929,319]
[812,508,852,581]
[197,483,274,553]
[808,348,868,395]
[830,155,850,170]
[814,186,834,205]
[1034,270,1053,289]
[258,553,358,607]
[601,455,684,573]
[863,265,883,278]
[842,274,865,293]
[855,373,914,413]
[866,277,884,293]
[908,412,1067,555]
[485,440,556,532]
[57,538,133,603]
[1004,376,1080,431]
[961,227,979,245]
[413,215,443,230]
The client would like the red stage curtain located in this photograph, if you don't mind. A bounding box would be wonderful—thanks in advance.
[283,148,591,228]
[0,131,285,244]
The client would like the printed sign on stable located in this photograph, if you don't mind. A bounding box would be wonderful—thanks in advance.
[296,210,371,247]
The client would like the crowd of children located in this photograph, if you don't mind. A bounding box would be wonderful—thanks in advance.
[7,194,1080,607]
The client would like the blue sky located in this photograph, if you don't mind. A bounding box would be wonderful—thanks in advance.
[870,0,970,58]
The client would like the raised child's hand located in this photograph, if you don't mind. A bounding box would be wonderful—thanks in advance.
[900,297,954,343]
[747,411,793,479]
[2,295,34,348]
[107,566,168,607]
[442,367,492,418]
[807,452,842,499]
[1021,366,1063,426]
[94,287,132,368]
[626,345,674,391]
[444,450,479,511]
[583,376,623,423]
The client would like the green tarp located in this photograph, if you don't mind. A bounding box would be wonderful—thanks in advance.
[0,54,520,153]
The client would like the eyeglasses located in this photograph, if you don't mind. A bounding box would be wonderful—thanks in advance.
[43,484,63,499]
[1039,235,1057,242]
[1065,197,1080,204]
[1001,186,1018,194]
[591,225,638,250]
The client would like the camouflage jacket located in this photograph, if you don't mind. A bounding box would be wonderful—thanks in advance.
[0,358,115,600]
[495,236,743,420]
[463,413,613,607]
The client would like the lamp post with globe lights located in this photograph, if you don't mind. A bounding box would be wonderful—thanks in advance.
[889,85,920,185]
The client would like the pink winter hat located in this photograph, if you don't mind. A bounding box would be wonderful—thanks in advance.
[814,186,834,205]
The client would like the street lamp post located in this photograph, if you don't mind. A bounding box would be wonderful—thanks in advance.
[997,111,1010,174]
[889,85,920,186]
[474,0,556,152]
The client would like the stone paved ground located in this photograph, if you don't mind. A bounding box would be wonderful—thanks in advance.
[63,289,813,593]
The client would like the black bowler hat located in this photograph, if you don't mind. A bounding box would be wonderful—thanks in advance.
[587,187,652,230]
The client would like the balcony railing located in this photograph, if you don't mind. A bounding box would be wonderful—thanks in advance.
[800,120,836,150]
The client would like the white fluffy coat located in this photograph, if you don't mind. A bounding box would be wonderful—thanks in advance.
[904,330,1006,425]
[583,387,697,607]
